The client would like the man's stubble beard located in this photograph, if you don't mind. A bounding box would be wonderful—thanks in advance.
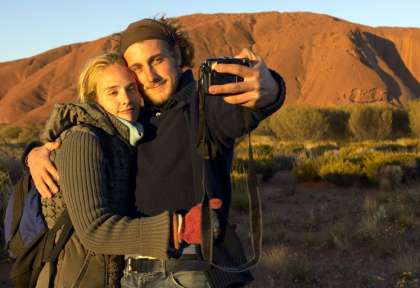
[142,72,181,107]
[142,87,172,107]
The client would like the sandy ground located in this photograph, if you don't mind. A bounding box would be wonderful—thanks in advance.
[1,171,406,287]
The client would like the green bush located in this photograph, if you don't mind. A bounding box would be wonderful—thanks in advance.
[269,106,348,141]
[373,143,409,153]
[253,144,274,159]
[0,154,24,184]
[230,171,248,212]
[275,142,305,155]
[408,100,420,138]
[319,159,364,186]
[0,125,22,141]
[0,184,12,257]
[392,109,410,139]
[253,117,274,136]
[17,124,42,143]
[292,157,321,182]
[0,169,10,187]
[293,147,420,186]
[0,123,42,145]
[306,143,339,157]
[348,105,393,140]
[362,152,419,183]
[273,155,296,170]
[233,145,286,181]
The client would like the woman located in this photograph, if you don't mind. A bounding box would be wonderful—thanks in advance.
[35,52,172,287]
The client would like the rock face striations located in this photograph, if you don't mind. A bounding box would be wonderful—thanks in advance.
[1,12,419,124]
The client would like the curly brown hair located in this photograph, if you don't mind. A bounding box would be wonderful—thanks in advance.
[118,16,195,70]
[154,16,195,69]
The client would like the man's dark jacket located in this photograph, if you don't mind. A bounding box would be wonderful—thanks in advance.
[136,69,286,287]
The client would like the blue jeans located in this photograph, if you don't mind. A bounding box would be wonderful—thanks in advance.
[120,271,211,288]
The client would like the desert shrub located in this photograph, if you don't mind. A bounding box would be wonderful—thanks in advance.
[284,256,315,284]
[292,157,321,182]
[233,158,281,182]
[392,254,420,278]
[305,143,339,157]
[255,159,282,181]
[260,246,289,275]
[0,169,10,187]
[275,142,305,155]
[253,144,274,158]
[376,165,404,190]
[303,208,322,231]
[396,138,420,151]
[292,144,420,186]
[0,157,16,257]
[319,159,363,186]
[0,184,13,257]
[253,117,274,136]
[358,199,387,241]
[373,143,409,153]
[230,171,248,212]
[325,222,352,250]
[269,106,348,141]
[392,109,410,139]
[17,124,42,143]
[273,155,296,170]
[348,105,393,140]
[0,125,22,142]
[363,152,420,184]
[336,144,371,161]
[0,154,24,184]
[0,123,42,145]
[408,100,420,138]
[233,145,284,181]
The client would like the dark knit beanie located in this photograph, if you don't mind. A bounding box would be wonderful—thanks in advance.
[120,19,176,53]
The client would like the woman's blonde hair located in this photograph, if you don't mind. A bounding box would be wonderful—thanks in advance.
[78,52,126,103]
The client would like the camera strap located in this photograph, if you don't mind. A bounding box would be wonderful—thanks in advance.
[196,76,262,273]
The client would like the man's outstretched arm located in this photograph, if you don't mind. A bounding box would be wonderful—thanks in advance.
[206,48,286,143]
[207,48,284,110]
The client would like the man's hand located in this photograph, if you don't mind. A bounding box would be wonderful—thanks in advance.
[27,141,60,199]
[207,48,279,108]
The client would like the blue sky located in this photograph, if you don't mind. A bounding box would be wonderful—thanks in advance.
[1,0,419,62]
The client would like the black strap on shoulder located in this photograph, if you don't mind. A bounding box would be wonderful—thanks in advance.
[196,75,217,160]
[45,209,73,288]
[193,75,263,273]
[26,209,73,288]
[7,174,32,257]
[10,174,31,240]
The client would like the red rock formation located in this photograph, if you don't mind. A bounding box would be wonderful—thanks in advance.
[0,12,419,124]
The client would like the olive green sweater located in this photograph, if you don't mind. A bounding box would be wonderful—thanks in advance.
[44,103,171,259]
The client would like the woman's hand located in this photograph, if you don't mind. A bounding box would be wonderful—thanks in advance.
[175,198,223,246]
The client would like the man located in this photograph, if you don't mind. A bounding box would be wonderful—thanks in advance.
[26,18,286,287]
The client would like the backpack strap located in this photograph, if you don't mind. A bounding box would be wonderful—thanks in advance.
[45,210,73,288]
[11,174,30,233]
[7,173,32,257]
[196,76,218,160]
